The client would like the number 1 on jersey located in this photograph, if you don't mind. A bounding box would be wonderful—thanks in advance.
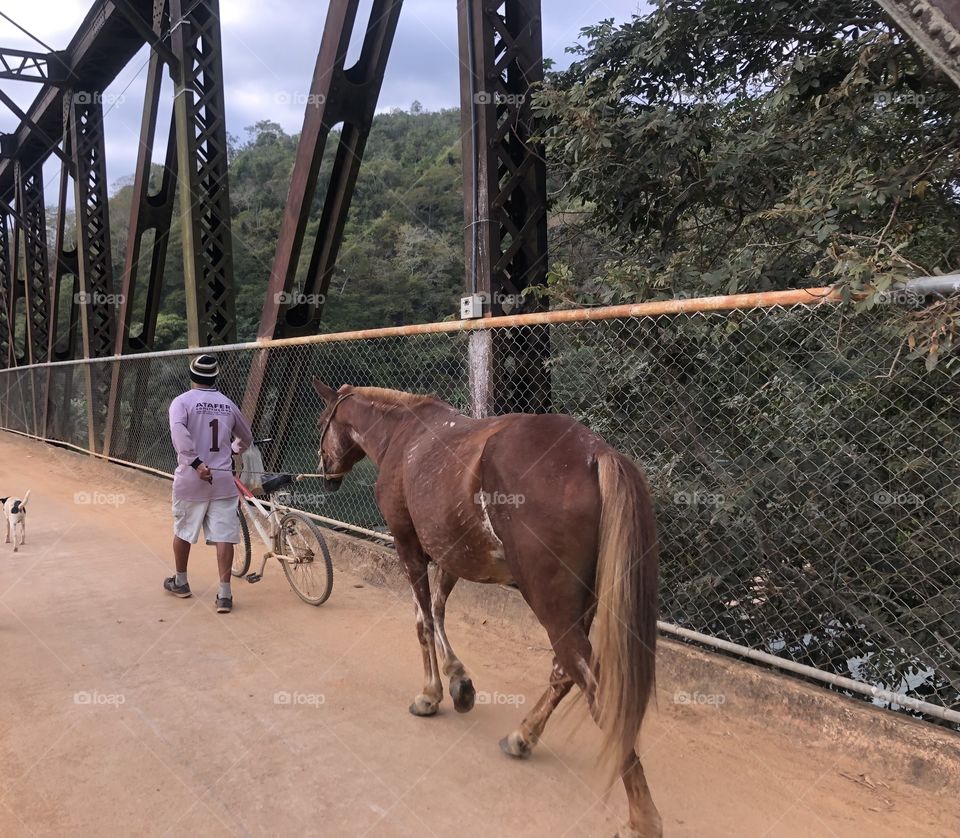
[209,418,221,452]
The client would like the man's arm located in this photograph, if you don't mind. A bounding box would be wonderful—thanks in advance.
[169,398,212,482]
[230,403,254,455]
[169,398,199,465]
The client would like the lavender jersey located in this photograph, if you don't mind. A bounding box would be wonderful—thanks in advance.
[169,387,253,501]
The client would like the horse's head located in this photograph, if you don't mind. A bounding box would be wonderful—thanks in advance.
[313,379,364,492]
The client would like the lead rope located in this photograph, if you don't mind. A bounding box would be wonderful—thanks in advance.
[205,392,356,479]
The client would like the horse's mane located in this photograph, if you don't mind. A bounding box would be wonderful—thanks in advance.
[352,386,442,409]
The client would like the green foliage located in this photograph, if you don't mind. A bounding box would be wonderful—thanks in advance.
[103,106,466,346]
[534,1,960,336]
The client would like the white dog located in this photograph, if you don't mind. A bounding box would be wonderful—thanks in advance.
[2,491,30,552]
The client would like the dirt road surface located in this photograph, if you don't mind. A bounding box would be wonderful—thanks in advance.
[0,432,956,837]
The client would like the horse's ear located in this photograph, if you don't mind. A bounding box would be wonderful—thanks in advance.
[312,379,336,404]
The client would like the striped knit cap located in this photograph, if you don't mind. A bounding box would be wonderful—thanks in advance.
[189,354,219,385]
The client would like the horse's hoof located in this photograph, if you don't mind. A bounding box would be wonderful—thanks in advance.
[408,695,439,717]
[451,677,475,713]
[499,732,531,759]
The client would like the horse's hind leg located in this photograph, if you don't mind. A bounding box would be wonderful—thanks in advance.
[615,751,662,838]
[401,550,444,717]
[432,569,475,713]
[552,629,661,838]
[500,658,573,758]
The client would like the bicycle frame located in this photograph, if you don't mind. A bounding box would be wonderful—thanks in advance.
[234,476,293,579]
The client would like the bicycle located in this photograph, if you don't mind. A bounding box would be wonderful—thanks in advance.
[232,451,334,606]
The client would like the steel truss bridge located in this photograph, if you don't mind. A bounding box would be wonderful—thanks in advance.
[0,0,958,453]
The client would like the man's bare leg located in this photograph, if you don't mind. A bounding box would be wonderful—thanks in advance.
[174,536,191,573]
[215,542,233,583]
[164,536,194,597]
[215,542,234,612]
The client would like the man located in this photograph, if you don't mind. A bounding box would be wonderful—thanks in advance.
[164,354,253,613]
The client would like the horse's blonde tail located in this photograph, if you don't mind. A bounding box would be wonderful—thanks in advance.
[593,452,659,776]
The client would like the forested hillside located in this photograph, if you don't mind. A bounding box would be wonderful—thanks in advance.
[105,105,466,348]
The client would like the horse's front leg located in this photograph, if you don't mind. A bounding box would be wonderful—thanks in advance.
[398,540,444,716]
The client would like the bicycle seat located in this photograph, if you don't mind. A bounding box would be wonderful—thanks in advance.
[261,473,296,494]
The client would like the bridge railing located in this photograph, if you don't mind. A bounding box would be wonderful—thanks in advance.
[1,289,958,729]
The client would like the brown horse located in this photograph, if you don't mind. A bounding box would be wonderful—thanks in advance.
[313,381,661,837]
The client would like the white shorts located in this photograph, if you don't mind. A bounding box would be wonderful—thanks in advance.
[172,497,241,545]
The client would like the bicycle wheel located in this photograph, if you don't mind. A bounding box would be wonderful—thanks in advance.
[277,512,333,605]
[232,504,252,577]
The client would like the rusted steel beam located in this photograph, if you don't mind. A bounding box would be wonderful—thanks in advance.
[0,0,152,205]
[15,161,50,368]
[12,161,50,437]
[0,209,10,370]
[105,0,178,459]
[0,47,69,84]
[0,88,71,167]
[69,93,117,453]
[256,0,405,342]
[110,0,177,67]
[113,1,176,358]
[70,96,116,363]
[169,0,236,348]
[245,0,404,448]
[48,113,79,366]
[44,108,79,439]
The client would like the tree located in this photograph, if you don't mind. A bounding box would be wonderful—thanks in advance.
[534,0,960,364]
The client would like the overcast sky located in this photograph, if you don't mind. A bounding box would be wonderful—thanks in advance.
[0,0,644,206]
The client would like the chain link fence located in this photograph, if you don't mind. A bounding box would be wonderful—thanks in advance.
[1,298,958,728]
